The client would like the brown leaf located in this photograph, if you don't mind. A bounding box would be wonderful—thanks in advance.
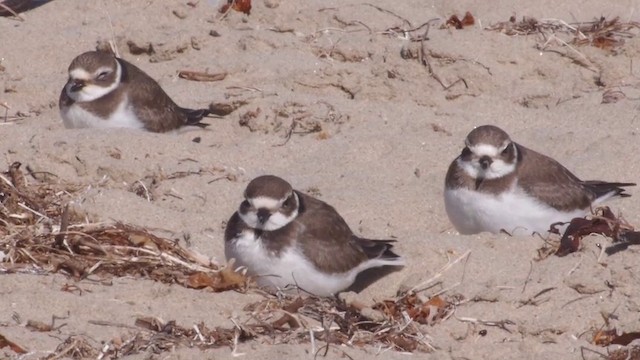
[446,12,474,29]
[186,272,217,289]
[446,15,463,29]
[461,12,475,26]
[220,0,251,15]
[594,329,617,346]
[185,266,247,292]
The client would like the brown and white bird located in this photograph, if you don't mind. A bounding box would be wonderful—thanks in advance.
[444,125,635,235]
[224,175,404,297]
[59,51,210,132]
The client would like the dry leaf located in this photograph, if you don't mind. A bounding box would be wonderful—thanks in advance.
[220,0,251,15]
[185,266,247,292]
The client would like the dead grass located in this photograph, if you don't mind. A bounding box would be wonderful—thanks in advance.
[486,15,640,53]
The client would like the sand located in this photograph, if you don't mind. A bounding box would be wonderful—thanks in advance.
[1,0,640,359]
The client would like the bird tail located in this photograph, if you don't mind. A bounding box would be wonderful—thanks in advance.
[355,237,404,265]
[584,181,636,202]
[180,107,212,128]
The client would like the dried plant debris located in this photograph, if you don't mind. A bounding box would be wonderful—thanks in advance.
[607,346,640,360]
[45,335,99,359]
[127,40,154,55]
[4,221,243,289]
[0,161,81,232]
[0,162,246,291]
[128,166,242,201]
[238,101,348,143]
[47,292,453,357]
[178,70,227,82]
[220,0,251,15]
[486,15,640,52]
[593,328,640,346]
[444,12,475,30]
[209,100,249,116]
[552,207,640,257]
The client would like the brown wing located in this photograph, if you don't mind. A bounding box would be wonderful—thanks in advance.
[119,59,208,132]
[294,192,377,274]
[515,144,597,211]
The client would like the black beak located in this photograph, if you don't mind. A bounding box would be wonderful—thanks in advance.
[69,79,85,92]
[257,209,271,224]
[479,156,492,170]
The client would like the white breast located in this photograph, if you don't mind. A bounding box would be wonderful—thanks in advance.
[444,185,587,236]
[225,230,396,296]
[60,96,145,130]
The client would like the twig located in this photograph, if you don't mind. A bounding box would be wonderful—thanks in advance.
[456,316,516,333]
[522,261,534,293]
[407,250,471,294]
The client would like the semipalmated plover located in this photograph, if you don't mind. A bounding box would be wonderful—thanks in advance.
[59,51,211,132]
[444,125,635,235]
[224,175,404,296]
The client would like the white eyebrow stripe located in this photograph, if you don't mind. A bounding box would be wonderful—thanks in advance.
[70,68,92,80]
[250,196,281,209]
[470,144,499,157]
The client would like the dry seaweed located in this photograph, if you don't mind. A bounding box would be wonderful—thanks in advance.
[553,207,640,256]
[41,290,456,357]
[444,12,475,30]
[607,346,640,360]
[220,0,251,15]
[486,15,640,53]
[0,162,244,291]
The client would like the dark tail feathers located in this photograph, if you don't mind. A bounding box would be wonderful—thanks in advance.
[355,237,401,261]
[584,181,636,199]
[181,107,212,128]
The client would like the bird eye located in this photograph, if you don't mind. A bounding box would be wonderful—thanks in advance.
[501,144,511,155]
[461,147,471,157]
[282,196,293,208]
[96,71,109,81]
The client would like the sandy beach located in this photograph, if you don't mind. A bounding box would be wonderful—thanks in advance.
[1,0,640,359]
